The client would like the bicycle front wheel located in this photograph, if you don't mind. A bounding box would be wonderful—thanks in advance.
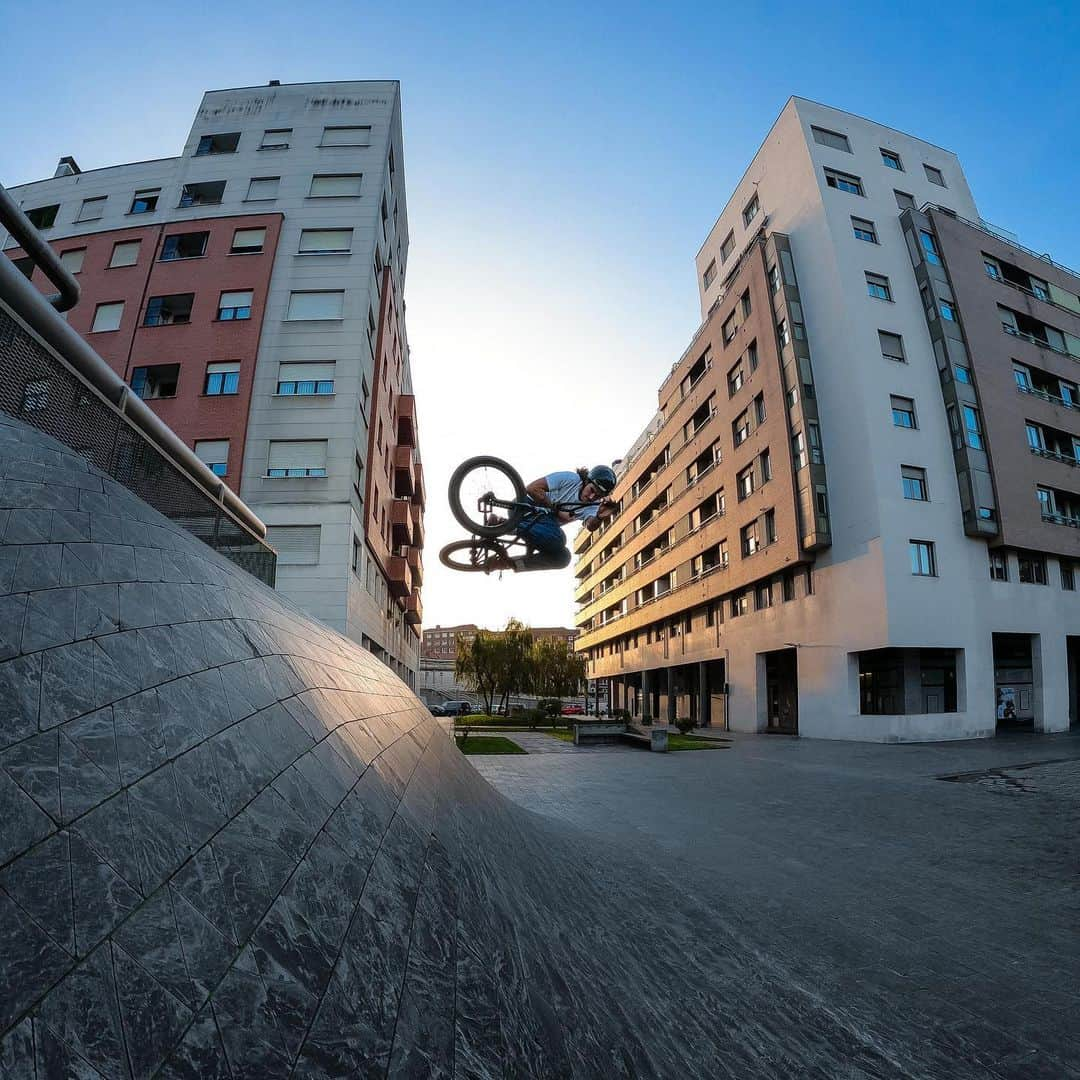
[448,456,527,538]
[439,538,504,572]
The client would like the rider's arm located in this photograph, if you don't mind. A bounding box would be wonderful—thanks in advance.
[583,500,616,531]
[525,477,551,506]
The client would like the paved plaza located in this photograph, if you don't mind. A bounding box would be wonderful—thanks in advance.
[473,729,1080,1078]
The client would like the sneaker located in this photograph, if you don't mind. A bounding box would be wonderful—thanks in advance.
[484,512,506,529]
[484,551,515,573]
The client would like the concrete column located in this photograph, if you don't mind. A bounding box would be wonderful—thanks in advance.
[666,667,676,726]
[641,669,652,722]
[698,661,709,727]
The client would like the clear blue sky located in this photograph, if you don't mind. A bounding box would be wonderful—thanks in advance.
[3,1,1077,630]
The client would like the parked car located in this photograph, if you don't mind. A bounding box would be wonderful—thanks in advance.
[442,700,477,716]
[428,703,446,716]
[561,703,585,716]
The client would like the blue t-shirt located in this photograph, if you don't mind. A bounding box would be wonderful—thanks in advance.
[543,471,599,522]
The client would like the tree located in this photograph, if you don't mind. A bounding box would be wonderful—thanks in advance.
[454,631,498,714]
[493,618,534,714]
[530,637,586,711]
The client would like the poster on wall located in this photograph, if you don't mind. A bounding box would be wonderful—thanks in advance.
[996,686,1018,721]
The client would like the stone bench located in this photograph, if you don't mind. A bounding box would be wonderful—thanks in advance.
[574,722,668,752]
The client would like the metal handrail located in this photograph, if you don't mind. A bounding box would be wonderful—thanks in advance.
[1016,383,1077,410]
[0,182,80,311]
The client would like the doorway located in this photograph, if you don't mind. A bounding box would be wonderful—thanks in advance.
[764,648,798,734]
[992,633,1035,730]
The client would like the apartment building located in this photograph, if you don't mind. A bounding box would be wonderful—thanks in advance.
[422,623,578,660]
[2,80,424,682]
[575,98,1079,741]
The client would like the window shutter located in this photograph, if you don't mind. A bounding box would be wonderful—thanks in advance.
[219,290,253,309]
[266,525,321,565]
[91,302,124,332]
[309,174,362,196]
[60,248,86,273]
[232,228,265,251]
[298,229,353,252]
[246,177,279,199]
[278,362,335,383]
[109,241,141,268]
[206,362,240,375]
[286,291,344,320]
[194,440,229,465]
[321,126,372,146]
[268,440,327,469]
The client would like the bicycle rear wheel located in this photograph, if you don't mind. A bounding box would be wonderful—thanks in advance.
[439,538,504,572]
[448,456,527,538]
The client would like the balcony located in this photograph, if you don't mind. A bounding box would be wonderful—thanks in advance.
[390,499,412,544]
[414,461,427,508]
[397,393,416,447]
[393,445,415,497]
[407,544,423,585]
[410,500,425,546]
[404,592,423,625]
[387,554,411,597]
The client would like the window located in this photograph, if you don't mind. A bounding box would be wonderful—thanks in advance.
[954,366,972,384]
[25,205,59,229]
[940,301,957,322]
[1018,551,1047,585]
[320,125,372,147]
[768,264,780,294]
[59,248,85,273]
[741,290,752,318]
[231,228,265,254]
[755,582,773,610]
[733,410,751,447]
[962,405,983,449]
[879,330,904,363]
[352,535,363,575]
[880,149,903,170]
[792,431,807,469]
[891,395,916,429]
[754,392,766,425]
[130,363,180,400]
[807,422,823,464]
[901,465,928,501]
[309,173,363,197]
[195,132,240,156]
[260,128,291,150]
[144,294,193,326]
[989,550,1008,581]
[204,362,240,396]
[108,240,140,268]
[298,228,353,254]
[894,190,915,210]
[179,181,225,207]
[76,196,106,222]
[866,273,892,301]
[742,194,759,227]
[824,168,863,195]
[920,230,942,265]
[1062,563,1076,591]
[731,593,749,618]
[194,439,229,477]
[266,440,328,478]
[764,508,777,544]
[983,256,1002,280]
[361,376,370,417]
[783,572,795,602]
[129,190,159,214]
[923,164,946,186]
[852,217,877,243]
[245,177,279,201]
[286,290,344,320]
[160,231,208,260]
[777,319,790,347]
[217,290,253,321]
[265,525,321,565]
[728,363,745,397]
[276,361,335,395]
[90,301,123,332]
[811,126,851,152]
[740,521,760,557]
[720,232,736,262]
[909,540,936,576]
[702,259,717,289]
[747,340,758,372]
[736,465,755,500]
[722,312,737,343]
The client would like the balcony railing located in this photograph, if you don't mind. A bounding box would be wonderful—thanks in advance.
[1003,323,1075,361]
[1030,446,1079,467]
[1041,511,1080,528]
[1017,383,1078,410]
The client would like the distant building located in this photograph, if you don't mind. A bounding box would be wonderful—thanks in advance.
[422,623,577,659]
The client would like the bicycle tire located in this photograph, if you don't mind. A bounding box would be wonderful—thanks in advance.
[448,455,527,538]
[439,538,504,572]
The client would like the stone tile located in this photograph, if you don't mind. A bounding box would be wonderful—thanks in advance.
[88,512,125,545]
[73,583,120,640]
[0,1017,35,1078]
[171,844,237,947]
[128,766,191,894]
[0,764,55,864]
[51,510,92,543]
[98,542,137,583]
[115,885,196,1008]
[59,542,104,587]
[118,581,156,630]
[0,830,75,955]
[74,791,143,895]
[11,543,62,591]
[113,688,166,786]
[21,586,75,653]
[4,508,53,544]
[39,640,96,728]
[157,1007,232,1080]
[0,890,72,1033]
[69,828,142,956]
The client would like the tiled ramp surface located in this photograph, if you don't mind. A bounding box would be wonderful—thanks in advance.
[4,416,1067,1079]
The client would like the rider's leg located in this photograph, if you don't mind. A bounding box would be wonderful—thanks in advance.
[510,516,570,572]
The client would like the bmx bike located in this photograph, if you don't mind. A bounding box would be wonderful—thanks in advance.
[439,456,598,573]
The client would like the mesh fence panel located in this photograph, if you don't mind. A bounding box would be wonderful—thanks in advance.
[0,303,276,585]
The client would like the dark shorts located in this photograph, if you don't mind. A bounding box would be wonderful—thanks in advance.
[515,508,571,570]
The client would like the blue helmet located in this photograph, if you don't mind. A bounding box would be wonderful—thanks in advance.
[587,465,617,494]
